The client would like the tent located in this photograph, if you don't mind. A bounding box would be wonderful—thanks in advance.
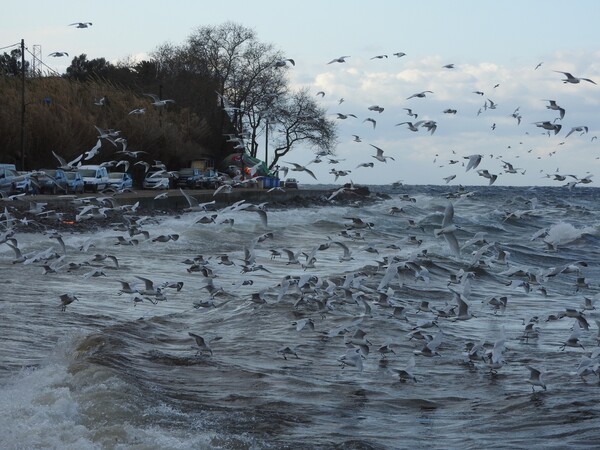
[219,153,272,177]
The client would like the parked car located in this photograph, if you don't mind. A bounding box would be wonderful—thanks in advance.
[176,168,203,189]
[77,165,109,192]
[0,167,32,194]
[143,171,171,189]
[14,171,34,194]
[107,172,133,190]
[284,178,299,189]
[64,171,85,194]
[33,168,68,194]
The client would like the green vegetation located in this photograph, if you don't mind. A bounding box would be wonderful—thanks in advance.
[0,22,337,172]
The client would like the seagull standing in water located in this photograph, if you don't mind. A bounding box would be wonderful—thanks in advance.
[188,332,214,356]
[59,293,78,311]
[526,366,547,392]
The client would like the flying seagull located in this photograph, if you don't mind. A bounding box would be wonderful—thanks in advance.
[327,56,350,64]
[48,52,69,57]
[407,91,433,100]
[69,22,92,28]
[273,58,295,68]
[543,100,565,120]
[370,144,395,163]
[144,93,175,107]
[554,71,596,85]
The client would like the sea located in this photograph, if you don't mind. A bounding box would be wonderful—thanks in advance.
[1,184,600,450]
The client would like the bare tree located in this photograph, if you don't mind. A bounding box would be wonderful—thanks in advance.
[182,22,336,165]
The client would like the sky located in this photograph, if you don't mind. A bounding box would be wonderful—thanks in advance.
[2,0,600,187]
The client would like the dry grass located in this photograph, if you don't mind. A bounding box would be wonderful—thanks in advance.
[0,76,220,171]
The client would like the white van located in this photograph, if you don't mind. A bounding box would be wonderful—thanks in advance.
[77,165,110,192]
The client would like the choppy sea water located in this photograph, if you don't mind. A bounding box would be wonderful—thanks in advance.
[1,185,600,450]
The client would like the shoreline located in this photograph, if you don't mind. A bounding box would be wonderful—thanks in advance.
[1,186,385,233]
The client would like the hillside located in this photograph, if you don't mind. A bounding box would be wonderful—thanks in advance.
[0,76,224,171]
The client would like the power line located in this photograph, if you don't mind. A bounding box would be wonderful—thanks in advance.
[0,42,21,51]
[25,47,61,76]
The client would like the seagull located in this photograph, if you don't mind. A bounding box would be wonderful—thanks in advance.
[69,22,92,28]
[213,184,233,196]
[554,70,596,85]
[477,169,498,185]
[48,52,69,57]
[144,93,175,107]
[434,202,460,255]
[363,118,376,129]
[339,348,364,371]
[356,162,374,169]
[128,108,146,115]
[421,120,437,135]
[464,154,483,171]
[535,62,543,70]
[395,356,417,382]
[403,108,418,119]
[370,144,395,163]
[395,121,424,132]
[393,52,406,57]
[59,293,78,311]
[273,58,295,67]
[526,366,547,392]
[188,332,214,356]
[443,175,456,184]
[442,63,455,69]
[534,121,562,135]
[327,55,350,64]
[283,161,318,180]
[406,90,433,100]
[565,126,589,138]
[52,150,83,171]
[84,139,102,161]
[370,54,388,60]
[543,100,566,120]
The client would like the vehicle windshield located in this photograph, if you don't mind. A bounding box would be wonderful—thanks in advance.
[78,169,96,177]
[108,173,125,179]
[65,172,79,180]
[178,168,195,176]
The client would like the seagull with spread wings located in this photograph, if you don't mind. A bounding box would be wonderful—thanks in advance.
[144,93,175,107]
[282,161,318,180]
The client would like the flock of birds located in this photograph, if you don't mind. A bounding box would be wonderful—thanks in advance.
[43,24,597,189]
[267,53,598,188]
[3,26,599,403]
[1,176,600,395]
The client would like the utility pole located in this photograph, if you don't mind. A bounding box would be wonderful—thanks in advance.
[20,38,25,170]
[264,117,269,169]
[158,83,163,128]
